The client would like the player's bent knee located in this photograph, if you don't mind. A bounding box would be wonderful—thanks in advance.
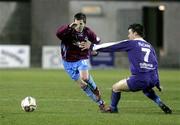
[81,76,89,82]
[112,84,120,92]
[112,79,129,92]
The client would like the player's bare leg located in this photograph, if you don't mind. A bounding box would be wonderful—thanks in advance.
[77,70,105,111]
[80,70,102,100]
[76,79,97,102]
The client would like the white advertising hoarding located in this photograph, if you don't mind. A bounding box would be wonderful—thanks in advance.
[42,46,64,69]
[0,45,30,68]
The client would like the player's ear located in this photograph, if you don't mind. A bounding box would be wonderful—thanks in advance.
[134,31,138,36]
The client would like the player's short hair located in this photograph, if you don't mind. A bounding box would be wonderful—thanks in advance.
[74,12,86,24]
[128,23,144,37]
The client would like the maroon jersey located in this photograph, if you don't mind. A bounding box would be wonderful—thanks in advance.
[56,24,100,62]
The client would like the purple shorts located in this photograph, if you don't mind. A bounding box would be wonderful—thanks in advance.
[127,71,160,92]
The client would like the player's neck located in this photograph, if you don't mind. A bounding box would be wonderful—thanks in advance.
[134,37,144,41]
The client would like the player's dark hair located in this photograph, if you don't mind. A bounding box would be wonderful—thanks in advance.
[128,23,144,37]
[74,12,86,24]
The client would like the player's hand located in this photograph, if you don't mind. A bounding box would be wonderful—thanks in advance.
[69,22,78,29]
[79,41,91,51]
[91,51,99,56]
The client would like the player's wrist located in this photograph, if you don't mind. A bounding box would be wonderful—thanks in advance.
[91,51,99,56]
[69,23,78,29]
[68,25,73,30]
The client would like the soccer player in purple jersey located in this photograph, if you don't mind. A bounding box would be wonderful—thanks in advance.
[56,12,105,111]
[80,23,172,114]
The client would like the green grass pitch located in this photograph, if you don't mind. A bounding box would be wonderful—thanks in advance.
[0,69,180,125]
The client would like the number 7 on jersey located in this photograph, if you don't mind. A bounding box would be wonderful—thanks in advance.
[141,47,150,62]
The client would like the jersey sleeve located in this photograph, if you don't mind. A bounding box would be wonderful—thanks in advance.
[86,27,100,45]
[93,40,131,52]
[56,24,73,40]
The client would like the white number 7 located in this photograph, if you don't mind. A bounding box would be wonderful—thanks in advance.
[141,48,150,62]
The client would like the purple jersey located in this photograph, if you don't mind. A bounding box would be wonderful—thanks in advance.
[56,24,100,62]
[93,38,158,75]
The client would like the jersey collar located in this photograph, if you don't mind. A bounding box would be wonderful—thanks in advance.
[134,38,146,42]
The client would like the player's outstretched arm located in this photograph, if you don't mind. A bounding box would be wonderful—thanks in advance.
[93,42,118,51]
[93,40,128,52]
[79,39,129,52]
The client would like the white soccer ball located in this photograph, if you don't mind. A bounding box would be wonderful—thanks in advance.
[21,96,37,112]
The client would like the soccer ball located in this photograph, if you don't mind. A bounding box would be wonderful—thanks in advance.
[21,96,37,112]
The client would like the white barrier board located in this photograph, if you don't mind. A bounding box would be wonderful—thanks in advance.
[42,46,64,69]
[0,45,30,68]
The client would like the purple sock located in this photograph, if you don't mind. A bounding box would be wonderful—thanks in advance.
[110,91,121,110]
[143,89,161,105]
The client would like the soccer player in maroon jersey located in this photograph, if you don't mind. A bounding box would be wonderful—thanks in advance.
[56,12,104,111]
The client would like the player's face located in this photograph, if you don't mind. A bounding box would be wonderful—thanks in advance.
[128,29,136,40]
[74,19,85,32]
